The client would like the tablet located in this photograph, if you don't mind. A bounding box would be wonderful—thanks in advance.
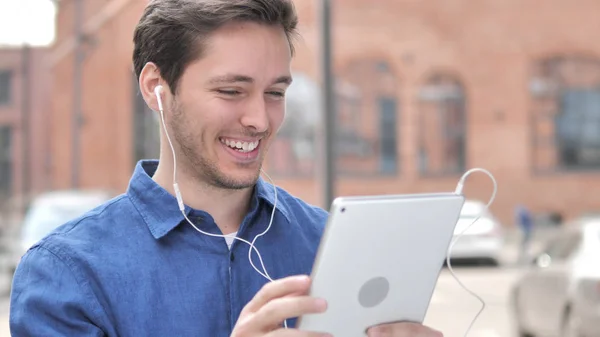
[296,192,465,336]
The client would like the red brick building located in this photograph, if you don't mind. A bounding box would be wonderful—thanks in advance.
[0,46,52,209]
[48,0,600,226]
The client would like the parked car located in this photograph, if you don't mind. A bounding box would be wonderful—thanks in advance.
[448,199,505,266]
[7,190,112,277]
[510,217,600,337]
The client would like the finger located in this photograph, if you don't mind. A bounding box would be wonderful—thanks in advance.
[281,289,311,299]
[265,328,332,337]
[367,322,443,337]
[242,275,311,315]
[254,296,328,330]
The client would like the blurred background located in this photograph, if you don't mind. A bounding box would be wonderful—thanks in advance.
[0,0,600,336]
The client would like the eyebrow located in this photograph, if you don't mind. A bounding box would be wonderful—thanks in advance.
[208,74,293,86]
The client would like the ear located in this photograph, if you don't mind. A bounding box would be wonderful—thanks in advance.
[138,62,171,112]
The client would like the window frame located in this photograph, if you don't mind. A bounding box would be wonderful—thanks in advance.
[417,73,467,177]
[0,70,13,106]
[530,55,600,174]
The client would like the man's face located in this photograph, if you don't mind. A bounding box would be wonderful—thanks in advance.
[170,22,292,190]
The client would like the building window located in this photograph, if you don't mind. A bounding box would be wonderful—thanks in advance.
[132,74,160,165]
[0,126,12,198]
[0,70,12,106]
[336,60,399,176]
[530,55,600,172]
[417,74,466,175]
[378,97,398,173]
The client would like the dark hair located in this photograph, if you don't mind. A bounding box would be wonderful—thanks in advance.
[132,0,299,94]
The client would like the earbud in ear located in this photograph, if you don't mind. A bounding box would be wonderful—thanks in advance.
[154,85,164,111]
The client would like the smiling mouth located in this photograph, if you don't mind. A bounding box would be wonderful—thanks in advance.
[219,137,260,153]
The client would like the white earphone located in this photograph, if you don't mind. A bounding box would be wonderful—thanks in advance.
[153,85,285,325]
[154,85,164,112]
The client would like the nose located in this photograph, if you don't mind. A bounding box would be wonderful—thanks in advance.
[240,96,269,133]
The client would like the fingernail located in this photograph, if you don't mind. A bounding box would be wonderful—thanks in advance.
[428,329,443,337]
[368,326,390,337]
[294,275,310,282]
[315,298,328,311]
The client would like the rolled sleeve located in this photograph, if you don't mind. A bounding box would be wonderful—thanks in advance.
[9,245,107,337]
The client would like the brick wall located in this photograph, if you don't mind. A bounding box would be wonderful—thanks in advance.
[49,0,600,226]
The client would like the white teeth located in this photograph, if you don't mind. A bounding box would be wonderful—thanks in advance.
[220,138,260,153]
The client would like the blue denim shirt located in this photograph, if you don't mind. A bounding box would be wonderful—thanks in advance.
[9,160,328,337]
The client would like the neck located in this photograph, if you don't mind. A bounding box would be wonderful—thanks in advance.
[152,156,254,235]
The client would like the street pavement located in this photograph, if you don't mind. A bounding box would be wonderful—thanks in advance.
[425,265,522,337]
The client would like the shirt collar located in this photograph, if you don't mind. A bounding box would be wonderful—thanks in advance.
[127,160,290,239]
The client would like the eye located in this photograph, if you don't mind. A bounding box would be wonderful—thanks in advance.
[217,89,241,96]
[266,91,285,98]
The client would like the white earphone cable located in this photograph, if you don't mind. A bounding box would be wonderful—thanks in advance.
[448,168,498,337]
[154,85,288,328]
[156,85,496,333]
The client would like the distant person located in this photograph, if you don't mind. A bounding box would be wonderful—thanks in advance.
[515,204,534,264]
[550,211,563,226]
[9,1,443,336]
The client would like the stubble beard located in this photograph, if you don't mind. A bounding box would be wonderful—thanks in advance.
[169,101,263,190]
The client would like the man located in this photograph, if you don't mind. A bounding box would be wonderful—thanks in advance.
[515,204,534,265]
[10,1,443,336]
